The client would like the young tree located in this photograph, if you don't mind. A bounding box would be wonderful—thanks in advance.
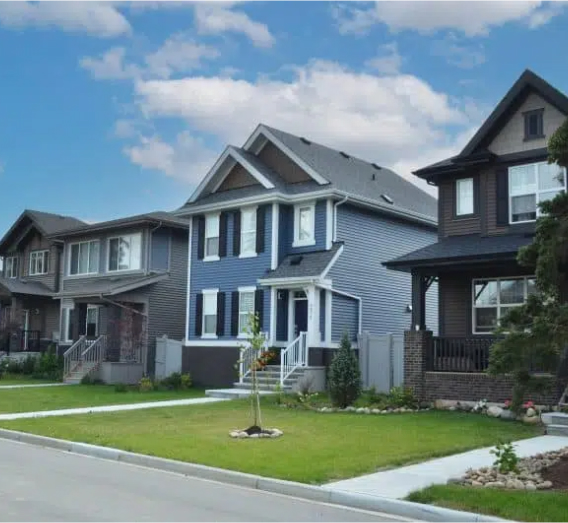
[328,332,362,408]
[489,118,568,412]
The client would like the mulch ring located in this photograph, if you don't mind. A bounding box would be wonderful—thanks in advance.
[542,456,568,491]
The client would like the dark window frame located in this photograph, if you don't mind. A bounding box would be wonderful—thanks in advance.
[452,175,479,219]
[523,108,545,141]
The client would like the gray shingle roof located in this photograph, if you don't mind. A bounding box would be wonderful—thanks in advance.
[0,278,54,297]
[56,273,169,298]
[384,234,534,271]
[25,210,86,235]
[261,243,343,281]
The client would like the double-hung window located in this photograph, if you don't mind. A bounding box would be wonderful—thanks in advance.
[29,250,49,276]
[293,202,315,247]
[472,277,536,334]
[238,287,256,336]
[509,162,566,223]
[5,256,18,278]
[108,233,142,272]
[456,178,474,216]
[202,290,218,337]
[240,208,257,257]
[204,214,220,260]
[69,241,99,275]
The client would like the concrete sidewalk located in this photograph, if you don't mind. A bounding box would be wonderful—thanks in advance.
[0,382,68,390]
[326,435,568,499]
[0,397,227,421]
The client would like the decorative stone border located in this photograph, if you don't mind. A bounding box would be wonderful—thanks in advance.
[229,428,283,439]
[451,447,568,490]
[318,406,428,414]
[434,399,544,424]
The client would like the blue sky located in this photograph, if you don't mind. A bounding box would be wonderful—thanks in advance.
[1,0,567,235]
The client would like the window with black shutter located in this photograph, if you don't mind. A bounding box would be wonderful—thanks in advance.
[233,211,241,256]
[231,291,240,336]
[495,167,509,227]
[195,293,203,336]
[254,289,264,331]
[256,206,266,254]
[216,292,226,336]
[196,216,205,260]
[219,213,228,258]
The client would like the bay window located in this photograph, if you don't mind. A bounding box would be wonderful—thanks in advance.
[108,233,142,272]
[473,277,536,334]
[70,241,99,275]
[509,162,566,223]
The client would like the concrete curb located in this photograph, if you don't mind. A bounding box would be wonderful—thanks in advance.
[0,428,509,523]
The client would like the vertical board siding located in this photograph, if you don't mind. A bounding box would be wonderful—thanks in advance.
[150,229,171,271]
[319,289,326,342]
[188,207,272,339]
[331,293,358,342]
[278,200,327,258]
[327,204,439,338]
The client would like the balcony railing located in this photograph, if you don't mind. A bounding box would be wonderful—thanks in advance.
[19,330,41,352]
[427,337,496,373]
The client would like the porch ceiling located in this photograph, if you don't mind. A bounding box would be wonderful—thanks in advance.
[0,278,54,297]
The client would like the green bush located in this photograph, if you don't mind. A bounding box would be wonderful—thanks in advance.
[32,347,63,381]
[388,386,418,409]
[22,355,37,375]
[138,376,155,392]
[160,372,192,391]
[328,332,362,409]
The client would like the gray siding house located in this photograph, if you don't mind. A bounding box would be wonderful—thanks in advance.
[47,212,189,383]
[176,124,439,388]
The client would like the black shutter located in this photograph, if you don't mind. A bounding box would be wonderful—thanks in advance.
[219,212,228,258]
[256,206,266,254]
[231,291,240,336]
[495,167,509,227]
[233,211,241,256]
[196,216,205,260]
[255,289,264,331]
[216,292,225,336]
[195,293,203,337]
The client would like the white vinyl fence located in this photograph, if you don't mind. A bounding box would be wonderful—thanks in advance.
[154,335,183,380]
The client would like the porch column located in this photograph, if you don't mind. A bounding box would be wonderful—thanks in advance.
[306,285,320,347]
[404,329,432,401]
[411,270,427,331]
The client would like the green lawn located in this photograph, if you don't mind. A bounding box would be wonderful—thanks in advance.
[0,375,58,386]
[0,385,205,413]
[0,402,539,484]
[407,485,568,522]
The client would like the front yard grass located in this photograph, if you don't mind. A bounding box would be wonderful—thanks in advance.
[0,401,539,484]
[407,484,568,522]
[0,385,205,414]
[0,374,58,386]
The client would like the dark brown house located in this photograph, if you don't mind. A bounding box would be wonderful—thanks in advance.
[385,69,568,404]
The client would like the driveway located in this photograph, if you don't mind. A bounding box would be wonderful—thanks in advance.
[0,439,406,522]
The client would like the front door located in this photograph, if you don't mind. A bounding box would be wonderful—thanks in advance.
[86,306,99,338]
[294,298,308,338]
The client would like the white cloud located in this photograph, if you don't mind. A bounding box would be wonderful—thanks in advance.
[124,131,218,183]
[194,2,275,47]
[365,42,403,75]
[332,1,564,37]
[80,47,140,80]
[0,1,131,38]
[132,60,479,192]
[431,35,486,69]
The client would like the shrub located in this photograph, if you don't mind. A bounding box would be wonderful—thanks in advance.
[5,358,23,375]
[160,372,192,391]
[180,373,192,389]
[388,386,418,409]
[114,383,128,393]
[32,347,62,381]
[138,376,155,392]
[328,332,362,409]
[21,355,37,375]
[491,441,519,474]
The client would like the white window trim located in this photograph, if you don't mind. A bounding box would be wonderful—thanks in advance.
[29,250,50,276]
[68,240,100,276]
[201,288,219,339]
[472,276,535,335]
[237,286,256,338]
[293,201,316,248]
[5,256,18,279]
[107,233,143,273]
[239,206,258,259]
[508,162,567,225]
[456,177,474,216]
[61,308,73,343]
[204,213,221,262]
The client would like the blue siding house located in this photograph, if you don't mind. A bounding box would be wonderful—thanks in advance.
[176,124,438,388]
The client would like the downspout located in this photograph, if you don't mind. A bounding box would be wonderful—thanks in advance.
[333,195,349,242]
[185,218,193,345]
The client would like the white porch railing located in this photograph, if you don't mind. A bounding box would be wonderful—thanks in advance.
[280,331,308,386]
[238,334,268,384]
[63,335,87,377]
[63,335,107,380]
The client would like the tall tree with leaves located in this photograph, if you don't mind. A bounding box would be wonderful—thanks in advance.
[489,118,568,412]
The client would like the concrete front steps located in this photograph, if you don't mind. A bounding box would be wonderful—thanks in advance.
[63,361,98,384]
[205,365,316,399]
[542,411,568,437]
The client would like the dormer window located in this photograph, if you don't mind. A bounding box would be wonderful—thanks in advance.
[524,109,544,141]
[5,256,18,279]
[293,202,316,247]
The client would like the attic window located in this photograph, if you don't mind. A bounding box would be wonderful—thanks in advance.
[381,194,394,204]
[300,137,311,145]
[524,109,544,141]
[339,151,350,159]
[371,163,382,170]
[290,256,303,266]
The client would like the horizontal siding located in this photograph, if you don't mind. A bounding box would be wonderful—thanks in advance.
[331,294,358,342]
[278,200,327,259]
[188,207,272,339]
[328,204,438,338]
[439,178,481,238]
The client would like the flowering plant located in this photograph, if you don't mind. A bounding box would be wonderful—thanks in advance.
[253,350,277,371]
[503,399,512,410]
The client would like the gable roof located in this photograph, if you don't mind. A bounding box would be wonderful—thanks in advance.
[415,69,568,181]
[0,210,86,254]
[48,211,188,239]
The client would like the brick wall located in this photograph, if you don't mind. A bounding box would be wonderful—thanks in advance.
[404,330,432,399]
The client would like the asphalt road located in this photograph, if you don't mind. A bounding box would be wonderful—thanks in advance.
[0,439,406,522]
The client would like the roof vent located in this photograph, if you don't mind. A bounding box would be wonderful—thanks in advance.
[339,151,350,159]
[300,137,311,145]
[371,163,382,170]
[371,173,376,181]
[290,256,303,266]
[381,194,394,205]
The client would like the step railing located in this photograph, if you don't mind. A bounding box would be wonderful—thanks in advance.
[63,335,87,377]
[63,335,107,380]
[81,335,107,378]
[238,334,270,384]
[280,331,308,386]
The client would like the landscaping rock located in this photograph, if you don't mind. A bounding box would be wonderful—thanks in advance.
[471,480,483,487]
[526,407,537,417]
[523,415,541,425]
[500,409,515,420]
[525,482,537,491]
[487,406,503,418]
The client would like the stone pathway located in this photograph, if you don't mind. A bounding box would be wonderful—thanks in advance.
[0,383,68,390]
[325,435,568,499]
[0,397,227,421]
